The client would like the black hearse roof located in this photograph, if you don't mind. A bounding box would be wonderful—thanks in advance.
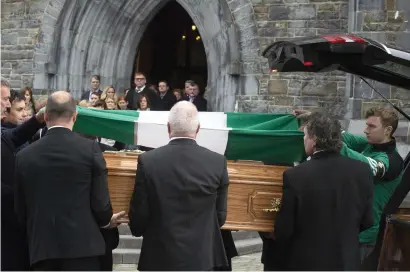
[262,34,410,90]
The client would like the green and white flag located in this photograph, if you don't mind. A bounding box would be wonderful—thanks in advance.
[73,107,305,164]
[136,111,231,154]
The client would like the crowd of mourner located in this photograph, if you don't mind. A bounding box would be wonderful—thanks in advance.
[1,70,407,271]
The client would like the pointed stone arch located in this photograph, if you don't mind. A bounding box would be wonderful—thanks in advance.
[33,0,260,111]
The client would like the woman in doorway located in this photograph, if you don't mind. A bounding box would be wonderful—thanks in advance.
[117,96,128,110]
[173,88,183,102]
[20,87,36,119]
[104,97,118,110]
[137,95,150,111]
[101,85,117,101]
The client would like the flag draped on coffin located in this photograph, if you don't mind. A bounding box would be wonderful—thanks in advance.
[73,107,305,164]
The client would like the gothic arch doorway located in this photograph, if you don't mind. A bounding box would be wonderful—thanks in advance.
[35,0,259,111]
[134,1,207,92]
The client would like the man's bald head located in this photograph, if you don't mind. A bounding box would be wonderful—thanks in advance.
[45,91,77,124]
[168,101,200,138]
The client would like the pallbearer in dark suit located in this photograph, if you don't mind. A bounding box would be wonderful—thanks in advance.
[214,230,238,271]
[273,113,374,270]
[128,101,229,271]
[14,91,126,271]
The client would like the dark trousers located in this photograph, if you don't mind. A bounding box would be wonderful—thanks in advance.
[99,250,113,271]
[32,256,100,271]
[360,243,375,263]
[213,257,232,271]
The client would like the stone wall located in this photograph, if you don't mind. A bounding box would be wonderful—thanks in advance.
[1,0,409,119]
[346,0,410,120]
[236,0,349,117]
[1,0,49,92]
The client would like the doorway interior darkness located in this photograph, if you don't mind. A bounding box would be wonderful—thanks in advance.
[133,1,208,93]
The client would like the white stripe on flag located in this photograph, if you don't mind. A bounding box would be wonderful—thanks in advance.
[134,111,231,155]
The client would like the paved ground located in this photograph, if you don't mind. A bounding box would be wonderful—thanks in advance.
[113,252,263,271]
[232,252,263,271]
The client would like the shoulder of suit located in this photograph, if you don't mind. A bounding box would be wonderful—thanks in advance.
[336,155,375,172]
[194,144,226,160]
[144,143,225,161]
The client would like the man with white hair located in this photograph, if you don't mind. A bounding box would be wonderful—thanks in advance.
[128,101,229,271]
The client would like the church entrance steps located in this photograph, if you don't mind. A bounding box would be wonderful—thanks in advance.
[114,224,262,264]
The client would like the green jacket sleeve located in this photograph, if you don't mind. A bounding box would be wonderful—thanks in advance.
[342,131,368,152]
[340,143,389,179]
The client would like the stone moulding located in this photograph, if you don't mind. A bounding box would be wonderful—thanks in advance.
[32,0,261,112]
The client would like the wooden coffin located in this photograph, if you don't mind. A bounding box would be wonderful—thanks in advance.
[103,151,286,232]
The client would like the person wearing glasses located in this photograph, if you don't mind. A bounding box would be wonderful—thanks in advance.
[125,72,159,110]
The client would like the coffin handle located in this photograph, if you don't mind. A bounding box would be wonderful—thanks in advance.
[262,198,282,212]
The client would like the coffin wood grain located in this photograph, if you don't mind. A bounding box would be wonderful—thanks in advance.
[103,153,285,232]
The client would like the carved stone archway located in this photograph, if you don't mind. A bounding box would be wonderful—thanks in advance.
[33,0,260,111]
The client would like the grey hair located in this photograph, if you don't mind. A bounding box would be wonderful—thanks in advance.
[168,101,199,137]
[306,113,342,152]
[1,78,10,88]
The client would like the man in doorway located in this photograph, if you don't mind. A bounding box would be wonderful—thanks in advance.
[294,108,404,264]
[128,101,229,270]
[184,80,195,100]
[274,113,374,270]
[81,75,102,101]
[185,83,207,111]
[157,80,177,111]
[125,72,159,110]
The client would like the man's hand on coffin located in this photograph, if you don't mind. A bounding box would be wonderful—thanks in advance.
[292,109,311,118]
[35,107,46,123]
[108,211,127,228]
[35,99,47,112]
[292,109,312,131]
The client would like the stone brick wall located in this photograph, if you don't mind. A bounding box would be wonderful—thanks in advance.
[346,0,410,120]
[1,0,409,120]
[236,0,349,117]
[1,0,48,90]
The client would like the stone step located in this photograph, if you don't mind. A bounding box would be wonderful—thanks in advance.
[117,230,260,249]
[115,224,262,264]
[113,237,263,264]
[118,224,260,240]
[231,230,260,240]
[118,224,132,235]
[117,231,260,250]
[113,248,140,264]
[118,235,143,249]
[235,238,263,255]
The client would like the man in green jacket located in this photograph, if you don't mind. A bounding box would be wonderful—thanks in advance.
[295,107,404,262]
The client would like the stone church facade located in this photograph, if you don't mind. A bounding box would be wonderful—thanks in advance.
[1,0,409,120]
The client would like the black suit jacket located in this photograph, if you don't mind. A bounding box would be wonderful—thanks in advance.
[184,96,207,111]
[274,150,374,271]
[157,90,177,111]
[128,138,229,271]
[14,127,113,265]
[125,86,159,110]
[1,116,44,271]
